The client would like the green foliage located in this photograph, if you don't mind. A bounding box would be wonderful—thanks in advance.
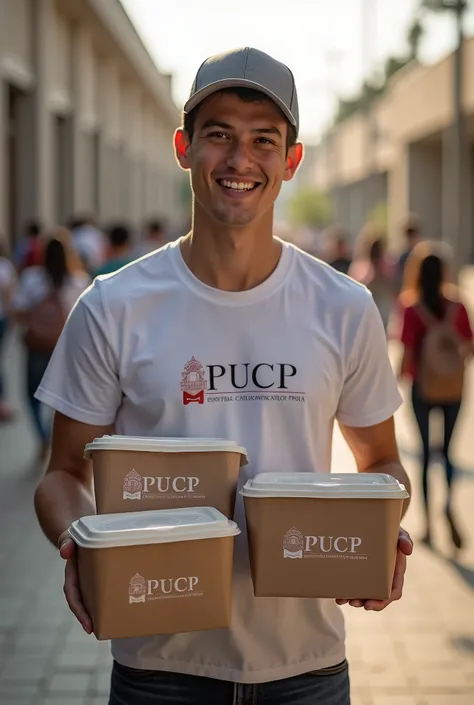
[287,188,332,229]
[333,8,425,126]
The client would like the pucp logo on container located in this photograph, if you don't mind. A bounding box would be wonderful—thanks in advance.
[128,573,201,603]
[122,470,201,501]
[283,527,305,559]
[123,469,144,500]
[283,527,364,560]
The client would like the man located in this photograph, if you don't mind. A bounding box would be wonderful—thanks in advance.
[94,223,133,277]
[14,220,43,272]
[395,216,422,294]
[34,47,412,705]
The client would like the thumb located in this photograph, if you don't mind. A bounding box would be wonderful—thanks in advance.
[398,533,414,556]
[58,533,75,560]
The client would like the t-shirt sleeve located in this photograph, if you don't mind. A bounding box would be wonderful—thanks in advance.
[336,294,402,427]
[35,281,121,425]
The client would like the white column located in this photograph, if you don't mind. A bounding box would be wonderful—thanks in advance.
[0,79,6,239]
[33,0,55,225]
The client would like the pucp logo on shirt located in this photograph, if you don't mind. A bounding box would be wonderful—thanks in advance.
[283,527,364,560]
[181,357,207,405]
[128,573,201,603]
[180,356,303,406]
[122,470,200,501]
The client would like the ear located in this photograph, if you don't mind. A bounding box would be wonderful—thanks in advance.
[283,142,304,182]
[174,129,192,170]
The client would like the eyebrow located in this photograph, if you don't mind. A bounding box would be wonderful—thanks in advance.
[200,120,283,138]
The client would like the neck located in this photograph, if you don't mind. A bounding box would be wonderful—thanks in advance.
[180,205,282,292]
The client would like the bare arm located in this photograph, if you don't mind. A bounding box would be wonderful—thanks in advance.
[338,416,411,517]
[34,412,113,547]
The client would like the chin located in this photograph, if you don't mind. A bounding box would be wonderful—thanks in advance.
[213,209,257,228]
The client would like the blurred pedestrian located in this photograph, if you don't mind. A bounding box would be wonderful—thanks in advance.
[94,223,133,276]
[349,225,395,331]
[69,214,107,274]
[13,228,90,458]
[13,220,43,272]
[399,250,473,548]
[0,238,17,422]
[395,215,422,295]
[134,218,167,258]
[327,228,352,274]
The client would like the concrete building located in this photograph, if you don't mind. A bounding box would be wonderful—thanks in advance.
[308,37,474,262]
[0,0,183,249]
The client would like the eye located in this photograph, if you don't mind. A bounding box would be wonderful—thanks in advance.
[206,131,231,140]
[256,137,276,146]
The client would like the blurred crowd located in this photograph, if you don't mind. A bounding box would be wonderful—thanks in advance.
[0,214,170,453]
[1,211,472,554]
[320,215,473,550]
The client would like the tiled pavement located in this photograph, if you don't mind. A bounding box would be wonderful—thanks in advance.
[0,330,473,705]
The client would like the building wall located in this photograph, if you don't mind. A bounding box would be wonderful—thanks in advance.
[309,36,474,257]
[0,0,182,248]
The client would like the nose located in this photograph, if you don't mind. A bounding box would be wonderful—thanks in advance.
[225,139,254,173]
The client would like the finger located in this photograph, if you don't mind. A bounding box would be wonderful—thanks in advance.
[335,599,349,605]
[64,558,93,633]
[348,599,366,608]
[364,599,390,612]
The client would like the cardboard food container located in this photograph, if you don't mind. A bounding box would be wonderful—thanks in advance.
[69,507,240,640]
[241,472,409,600]
[84,436,248,517]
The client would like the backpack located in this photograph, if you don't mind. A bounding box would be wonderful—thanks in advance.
[416,302,466,403]
[23,291,67,353]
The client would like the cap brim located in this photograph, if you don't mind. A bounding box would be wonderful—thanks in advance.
[183,78,297,128]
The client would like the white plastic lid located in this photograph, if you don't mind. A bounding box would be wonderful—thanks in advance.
[84,435,248,465]
[69,507,240,549]
[241,473,409,500]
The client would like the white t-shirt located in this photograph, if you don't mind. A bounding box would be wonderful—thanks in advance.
[0,257,16,319]
[13,267,91,314]
[36,239,402,684]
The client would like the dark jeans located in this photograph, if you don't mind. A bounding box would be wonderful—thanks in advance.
[26,349,51,441]
[109,661,350,705]
[411,384,461,514]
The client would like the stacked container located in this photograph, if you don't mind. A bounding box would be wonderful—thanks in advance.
[75,435,248,639]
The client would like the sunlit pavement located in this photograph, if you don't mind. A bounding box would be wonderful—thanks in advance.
[0,330,473,705]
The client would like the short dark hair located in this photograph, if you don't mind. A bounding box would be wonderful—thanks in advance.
[108,224,130,248]
[147,219,164,234]
[26,220,42,237]
[182,87,297,152]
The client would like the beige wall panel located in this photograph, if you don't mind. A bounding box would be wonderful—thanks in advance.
[49,11,72,111]
[2,0,33,77]
[388,60,452,142]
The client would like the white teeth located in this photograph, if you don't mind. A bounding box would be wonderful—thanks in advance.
[220,180,256,191]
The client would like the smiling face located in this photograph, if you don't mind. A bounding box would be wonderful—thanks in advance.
[175,92,302,229]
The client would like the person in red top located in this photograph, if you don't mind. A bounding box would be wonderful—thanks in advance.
[400,252,473,549]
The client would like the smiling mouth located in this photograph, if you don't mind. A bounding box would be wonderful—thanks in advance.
[216,178,262,193]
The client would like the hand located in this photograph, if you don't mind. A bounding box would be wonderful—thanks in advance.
[58,531,93,634]
[335,527,413,612]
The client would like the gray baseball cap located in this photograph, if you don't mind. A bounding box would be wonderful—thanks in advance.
[184,47,299,136]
